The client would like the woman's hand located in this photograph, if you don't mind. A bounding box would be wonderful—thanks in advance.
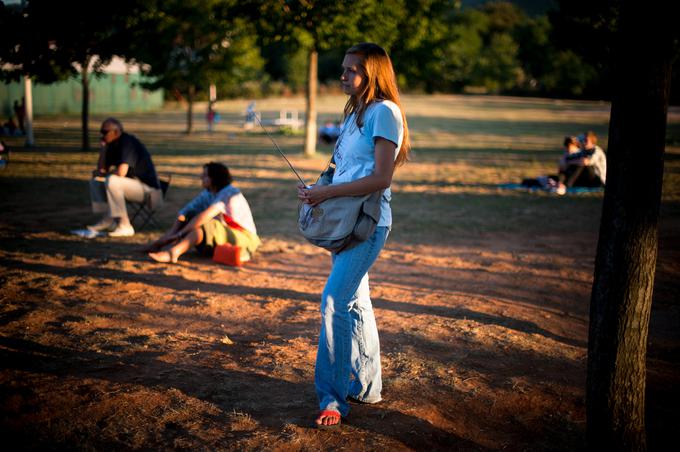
[298,184,333,207]
[296,138,394,206]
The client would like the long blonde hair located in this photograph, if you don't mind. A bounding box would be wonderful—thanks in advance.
[343,43,411,167]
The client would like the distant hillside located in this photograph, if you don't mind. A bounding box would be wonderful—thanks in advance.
[462,0,557,16]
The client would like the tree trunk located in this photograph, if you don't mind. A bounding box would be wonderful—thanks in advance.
[23,75,34,147]
[186,85,195,134]
[586,2,674,450]
[303,48,318,157]
[81,57,91,150]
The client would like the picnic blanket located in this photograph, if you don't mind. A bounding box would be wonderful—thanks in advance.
[498,183,604,195]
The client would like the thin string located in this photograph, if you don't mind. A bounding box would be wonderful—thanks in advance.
[253,113,308,187]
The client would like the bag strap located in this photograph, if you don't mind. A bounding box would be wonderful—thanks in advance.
[323,116,351,172]
[223,214,246,232]
[328,154,337,171]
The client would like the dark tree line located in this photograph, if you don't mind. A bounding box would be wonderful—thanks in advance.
[5,1,676,147]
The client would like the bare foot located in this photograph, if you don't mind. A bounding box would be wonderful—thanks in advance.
[315,410,341,428]
[148,251,177,263]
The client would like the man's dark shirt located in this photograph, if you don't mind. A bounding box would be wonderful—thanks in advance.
[105,132,160,189]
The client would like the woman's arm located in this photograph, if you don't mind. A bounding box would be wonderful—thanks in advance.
[175,203,223,238]
[163,217,186,237]
[298,137,396,206]
[144,218,186,250]
[178,190,212,220]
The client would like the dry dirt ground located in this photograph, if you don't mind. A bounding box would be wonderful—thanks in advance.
[1,95,679,450]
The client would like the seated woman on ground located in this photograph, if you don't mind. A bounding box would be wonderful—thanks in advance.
[557,135,582,174]
[145,162,261,263]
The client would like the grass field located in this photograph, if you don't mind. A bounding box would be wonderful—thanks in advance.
[5,94,679,240]
[1,94,679,450]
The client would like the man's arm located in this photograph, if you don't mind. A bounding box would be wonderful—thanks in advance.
[96,143,107,174]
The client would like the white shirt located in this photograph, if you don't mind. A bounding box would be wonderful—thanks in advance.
[179,185,258,235]
[212,189,258,235]
[332,100,404,227]
[589,146,607,184]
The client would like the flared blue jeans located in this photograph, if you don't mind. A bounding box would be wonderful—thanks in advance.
[315,226,388,416]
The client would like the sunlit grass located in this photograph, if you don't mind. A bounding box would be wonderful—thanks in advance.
[2,94,679,245]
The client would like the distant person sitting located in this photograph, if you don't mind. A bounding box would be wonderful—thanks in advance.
[244,101,257,129]
[0,140,8,169]
[318,120,341,145]
[1,117,18,136]
[206,100,217,133]
[557,131,606,192]
[13,98,26,135]
[520,135,603,194]
[87,117,162,237]
[145,162,260,264]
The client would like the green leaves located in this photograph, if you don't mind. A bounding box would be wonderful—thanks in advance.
[128,0,264,99]
[1,0,644,106]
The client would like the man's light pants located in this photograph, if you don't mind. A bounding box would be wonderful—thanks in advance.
[90,174,161,221]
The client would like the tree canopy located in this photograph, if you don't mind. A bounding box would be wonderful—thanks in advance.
[125,0,264,133]
[3,0,677,117]
[1,0,141,148]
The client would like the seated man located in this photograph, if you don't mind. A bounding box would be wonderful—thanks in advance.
[88,117,162,237]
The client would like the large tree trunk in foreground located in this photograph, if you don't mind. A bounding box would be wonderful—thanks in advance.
[586,2,674,450]
[303,48,318,157]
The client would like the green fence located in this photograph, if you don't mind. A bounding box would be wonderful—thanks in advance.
[0,73,164,117]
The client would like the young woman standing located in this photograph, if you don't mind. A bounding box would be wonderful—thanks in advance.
[297,43,410,428]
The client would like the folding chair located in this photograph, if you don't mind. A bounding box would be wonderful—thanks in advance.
[130,173,171,230]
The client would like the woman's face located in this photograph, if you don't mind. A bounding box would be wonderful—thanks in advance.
[201,167,212,190]
[341,53,365,96]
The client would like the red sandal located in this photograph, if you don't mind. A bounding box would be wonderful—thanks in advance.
[315,410,341,429]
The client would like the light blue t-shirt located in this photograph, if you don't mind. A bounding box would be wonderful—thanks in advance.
[332,100,404,227]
